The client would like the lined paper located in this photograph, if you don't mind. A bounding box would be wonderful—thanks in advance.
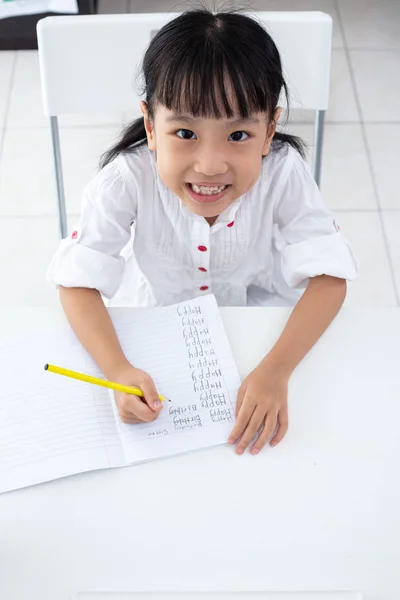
[111,295,241,463]
[0,295,241,493]
[0,331,123,494]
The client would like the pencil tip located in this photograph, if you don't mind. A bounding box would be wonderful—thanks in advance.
[44,364,49,370]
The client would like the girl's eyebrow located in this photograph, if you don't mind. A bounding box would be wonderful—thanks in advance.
[165,114,261,126]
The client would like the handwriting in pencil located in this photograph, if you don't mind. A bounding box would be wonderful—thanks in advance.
[147,429,168,437]
[178,302,234,427]
[200,390,227,409]
[173,414,202,430]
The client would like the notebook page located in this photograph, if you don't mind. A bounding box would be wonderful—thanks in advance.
[109,295,242,464]
[0,330,123,494]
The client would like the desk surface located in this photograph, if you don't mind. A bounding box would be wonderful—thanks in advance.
[1,307,400,600]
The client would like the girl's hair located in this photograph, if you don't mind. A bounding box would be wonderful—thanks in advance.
[100,8,305,168]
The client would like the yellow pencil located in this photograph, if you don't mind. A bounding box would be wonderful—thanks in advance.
[44,363,169,402]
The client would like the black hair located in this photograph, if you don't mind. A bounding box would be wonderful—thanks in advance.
[100,8,305,168]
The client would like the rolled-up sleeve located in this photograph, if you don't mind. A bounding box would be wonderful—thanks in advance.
[47,159,137,298]
[272,151,358,289]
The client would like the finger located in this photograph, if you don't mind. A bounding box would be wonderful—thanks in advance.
[251,412,279,454]
[235,384,246,417]
[236,408,269,455]
[228,397,257,445]
[137,375,163,412]
[270,407,289,447]
[117,393,158,423]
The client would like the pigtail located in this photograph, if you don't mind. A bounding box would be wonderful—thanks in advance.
[100,117,148,168]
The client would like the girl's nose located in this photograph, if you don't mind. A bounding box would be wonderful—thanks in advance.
[193,149,228,176]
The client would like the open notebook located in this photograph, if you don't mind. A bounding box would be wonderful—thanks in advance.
[0,295,241,494]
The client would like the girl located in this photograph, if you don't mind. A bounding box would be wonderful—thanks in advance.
[48,9,358,455]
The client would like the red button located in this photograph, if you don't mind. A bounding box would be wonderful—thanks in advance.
[71,230,78,239]
[198,245,207,252]
[198,267,207,272]
[200,286,209,291]
[227,221,234,228]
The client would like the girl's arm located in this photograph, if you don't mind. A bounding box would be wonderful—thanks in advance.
[261,274,347,376]
[59,286,163,421]
[59,286,131,380]
[229,275,347,455]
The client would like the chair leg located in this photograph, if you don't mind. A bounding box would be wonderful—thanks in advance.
[312,110,326,188]
[50,116,67,239]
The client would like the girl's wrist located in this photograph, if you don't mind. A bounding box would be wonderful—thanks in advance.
[104,358,134,381]
[259,353,293,380]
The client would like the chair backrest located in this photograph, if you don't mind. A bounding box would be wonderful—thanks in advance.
[37,11,332,117]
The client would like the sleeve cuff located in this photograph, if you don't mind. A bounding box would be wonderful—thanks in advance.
[47,240,125,299]
[279,232,359,288]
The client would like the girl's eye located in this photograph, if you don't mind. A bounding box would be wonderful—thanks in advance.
[176,129,197,140]
[229,131,250,142]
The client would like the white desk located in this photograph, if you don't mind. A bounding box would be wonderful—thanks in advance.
[1,307,400,600]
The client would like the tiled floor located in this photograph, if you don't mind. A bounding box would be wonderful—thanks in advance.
[0,0,399,307]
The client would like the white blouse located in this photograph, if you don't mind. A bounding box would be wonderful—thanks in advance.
[47,143,358,307]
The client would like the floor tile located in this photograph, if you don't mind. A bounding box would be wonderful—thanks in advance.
[235,0,344,48]
[350,51,400,122]
[382,212,400,303]
[0,127,121,217]
[0,129,55,216]
[0,217,60,307]
[325,50,360,122]
[364,124,400,210]
[285,123,376,210]
[335,211,398,306]
[337,0,400,50]
[7,51,48,129]
[0,51,15,129]
[288,50,360,123]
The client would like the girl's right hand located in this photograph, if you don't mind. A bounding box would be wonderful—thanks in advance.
[111,363,163,424]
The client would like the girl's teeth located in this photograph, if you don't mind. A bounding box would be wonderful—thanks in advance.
[191,184,227,195]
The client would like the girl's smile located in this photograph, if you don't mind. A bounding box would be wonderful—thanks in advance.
[185,182,232,204]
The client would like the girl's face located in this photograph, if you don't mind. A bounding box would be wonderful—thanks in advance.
[141,102,281,223]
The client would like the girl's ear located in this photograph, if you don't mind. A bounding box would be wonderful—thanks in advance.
[140,101,156,151]
[262,107,282,156]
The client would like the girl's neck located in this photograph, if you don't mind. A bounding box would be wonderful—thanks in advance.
[205,216,218,226]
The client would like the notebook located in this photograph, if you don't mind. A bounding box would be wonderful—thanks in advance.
[0,295,241,494]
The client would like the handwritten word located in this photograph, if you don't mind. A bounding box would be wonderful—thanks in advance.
[194,380,223,392]
[187,346,216,359]
[177,305,202,317]
[173,414,202,430]
[148,429,168,437]
[169,404,198,417]
[200,390,227,409]
[189,357,219,369]
[181,316,205,327]
[210,408,233,423]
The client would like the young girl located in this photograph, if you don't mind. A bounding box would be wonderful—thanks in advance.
[48,9,358,456]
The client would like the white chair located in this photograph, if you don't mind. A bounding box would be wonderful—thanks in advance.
[37,12,332,239]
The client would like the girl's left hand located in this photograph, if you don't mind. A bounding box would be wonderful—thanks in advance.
[228,361,289,455]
